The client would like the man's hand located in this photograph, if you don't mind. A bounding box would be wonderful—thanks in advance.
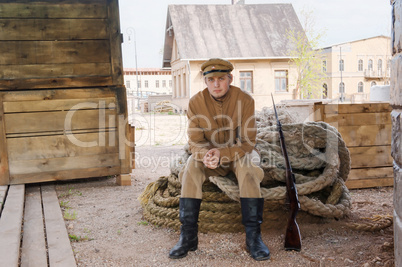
[203,148,220,169]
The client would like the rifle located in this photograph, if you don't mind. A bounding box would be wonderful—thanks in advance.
[271,94,302,251]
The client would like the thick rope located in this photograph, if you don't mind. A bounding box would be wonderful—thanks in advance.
[139,109,358,232]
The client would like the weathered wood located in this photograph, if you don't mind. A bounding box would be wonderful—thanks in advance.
[0,2,107,19]
[3,97,116,113]
[0,76,114,90]
[347,167,394,181]
[0,184,25,267]
[9,153,120,175]
[108,0,124,85]
[324,112,391,126]
[0,40,110,65]
[1,87,117,101]
[346,177,394,189]
[323,103,392,115]
[349,146,393,168]
[7,132,118,161]
[337,124,392,147]
[0,19,108,41]
[0,185,7,213]
[116,174,132,186]
[0,94,10,185]
[1,63,111,80]
[21,186,47,267]
[4,109,116,134]
[41,185,77,267]
[10,166,121,184]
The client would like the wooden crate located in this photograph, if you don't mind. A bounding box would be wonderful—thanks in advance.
[0,0,132,185]
[314,102,393,189]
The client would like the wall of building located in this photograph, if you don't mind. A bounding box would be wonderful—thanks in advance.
[391,1,402,266]
[170,58,299,112]
[322,36,391,102]
[123,69,172,98]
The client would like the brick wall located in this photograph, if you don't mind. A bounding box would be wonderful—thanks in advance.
[391,1,402,266]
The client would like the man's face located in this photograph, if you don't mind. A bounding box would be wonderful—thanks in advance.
[205,74,233,99]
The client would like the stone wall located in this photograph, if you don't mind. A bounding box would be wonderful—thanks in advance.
[391,1,402,266]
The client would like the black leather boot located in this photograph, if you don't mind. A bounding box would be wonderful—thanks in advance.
[241,198,270,261]
[169,198,202,259]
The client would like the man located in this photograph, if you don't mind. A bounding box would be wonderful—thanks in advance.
[169,58,270,261]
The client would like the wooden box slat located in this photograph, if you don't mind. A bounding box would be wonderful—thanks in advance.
[0,1,107,19]
[324,112,391,126]
[0,19,108,41]
[337,124,392,147]
[349,145,393,168]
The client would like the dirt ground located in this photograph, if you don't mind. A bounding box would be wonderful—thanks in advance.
[54,114,395,267]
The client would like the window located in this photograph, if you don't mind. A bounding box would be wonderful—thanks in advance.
[169,80,172,87]
[371,81,377,87]
[162,80,166,88]
[323,83,328,99]
[322,60,327,72]
[137,80,141,88]
[126,80,131,88]
[339,59,344,71]
[156,80,159,88]
[274,70,288,92]
[358,59,363,71]
[145,80,149,88]
[378,59,382,76]
[240,71,253,93]
[368,59,373,70]
[358,82,364,93]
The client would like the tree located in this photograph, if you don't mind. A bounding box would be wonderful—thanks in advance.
[287,9,326,99]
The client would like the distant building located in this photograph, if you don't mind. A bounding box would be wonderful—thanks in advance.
[123,68,172,98]
[320,35,391,102]
[162,3,305,111]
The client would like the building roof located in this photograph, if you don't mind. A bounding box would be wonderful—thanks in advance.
[162,4,304,67]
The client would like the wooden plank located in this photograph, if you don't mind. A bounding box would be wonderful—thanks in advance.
[21,186,48,267]
[9,153,120,175]
[349,145,393,168]
[108,0,124,85]
[0,184,25,267]
[10,166,121,184]
[0,40,110,65]
[1,63,111,80]
[337,124,392,147]
[0,93,10,185]
[7,131,118,161]
[346,177,394,189]
[323,112,391,126]
[323,103,392,115]
[347,167,394,181]
[0,2,107,19]
[3,97,115,113]
[41,185,77,267]
[0,19,108,41]
[0,76,113,90]
[1,87,116,102]
[4,109,116,134]
[0,185,7,213]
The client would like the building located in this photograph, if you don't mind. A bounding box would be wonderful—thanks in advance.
[162,4,305,111]
[123,68,172,97]
[320,36,391,102]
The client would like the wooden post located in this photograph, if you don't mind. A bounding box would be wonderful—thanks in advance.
[116,174,131,186]
[0,93,10,185]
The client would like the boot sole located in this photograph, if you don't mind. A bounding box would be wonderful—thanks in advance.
[169,246,197,259]
[246,245,271,261]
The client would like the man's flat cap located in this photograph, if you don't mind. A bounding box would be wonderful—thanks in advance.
[201,58,234,78]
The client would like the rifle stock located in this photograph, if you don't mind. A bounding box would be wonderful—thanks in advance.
[271,94,302,251]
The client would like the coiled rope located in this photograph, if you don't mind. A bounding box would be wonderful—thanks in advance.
[139,108,369,233]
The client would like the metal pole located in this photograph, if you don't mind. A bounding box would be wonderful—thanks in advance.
[127,27,140,110]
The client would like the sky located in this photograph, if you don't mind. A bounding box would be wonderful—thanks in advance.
[118,0,392,69]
